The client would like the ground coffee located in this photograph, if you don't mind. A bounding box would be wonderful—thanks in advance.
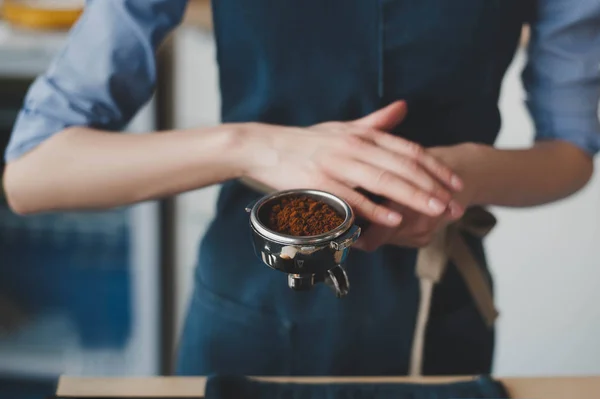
[268,195,344,236]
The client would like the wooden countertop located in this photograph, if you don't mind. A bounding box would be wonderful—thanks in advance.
[56,375,600,399]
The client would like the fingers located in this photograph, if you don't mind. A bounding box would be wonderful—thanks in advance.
[447,200,465,220]
[323,181,403,227]
[344,138,453,204]
[322,157,449,217]
[346,101,462,192]
[353,200,465,252]
[417,149,463,191]
[352,101,407,131]
[358,129,463,192]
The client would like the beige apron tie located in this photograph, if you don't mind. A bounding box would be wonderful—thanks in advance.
[409,206,498,376]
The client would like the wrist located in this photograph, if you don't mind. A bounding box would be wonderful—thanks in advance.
[235,122,280,179]
[430,142,491,207]
[191,123,258,181]
[454,142,493,206]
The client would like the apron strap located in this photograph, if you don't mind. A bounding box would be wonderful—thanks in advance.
[409,206,498,376]
[409,228,448,376]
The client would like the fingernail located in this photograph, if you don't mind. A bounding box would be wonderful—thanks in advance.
[428,198,446,214]
[451,175,463,190]
[387,212,403,225]
[449,200,464,218]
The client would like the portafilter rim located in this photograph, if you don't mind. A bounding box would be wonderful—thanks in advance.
[249,189,355,245]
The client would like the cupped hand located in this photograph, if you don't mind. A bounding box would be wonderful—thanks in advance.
[353,200,463,251]
[353,144,477,250]
[243,101,464,227]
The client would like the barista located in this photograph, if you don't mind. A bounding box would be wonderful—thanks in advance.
[3,0,600,376]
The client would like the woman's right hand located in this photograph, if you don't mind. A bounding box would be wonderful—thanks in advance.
[241,101,464,227]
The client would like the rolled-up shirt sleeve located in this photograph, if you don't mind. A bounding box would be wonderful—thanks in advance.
[522,0,600,156]
[4,0,188,162]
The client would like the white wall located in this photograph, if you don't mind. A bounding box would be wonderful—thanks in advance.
[490,51,600,376]
[172,27,600,376]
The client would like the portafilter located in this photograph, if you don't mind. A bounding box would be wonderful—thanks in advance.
[245,189,361,297]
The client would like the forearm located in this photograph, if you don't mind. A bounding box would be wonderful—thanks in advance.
[3,125,246,214]
[436,141,594,208]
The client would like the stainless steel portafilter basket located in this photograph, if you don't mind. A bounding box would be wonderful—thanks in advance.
[245,189,361,297]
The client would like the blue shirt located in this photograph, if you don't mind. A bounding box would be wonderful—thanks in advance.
[4,0,600,161]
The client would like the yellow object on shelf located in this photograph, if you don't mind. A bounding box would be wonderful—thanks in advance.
[1,0,83,30]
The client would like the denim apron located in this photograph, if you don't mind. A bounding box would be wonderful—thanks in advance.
[176,0,531,376]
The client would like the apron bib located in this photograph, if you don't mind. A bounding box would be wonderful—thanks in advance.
[176,0,532,376]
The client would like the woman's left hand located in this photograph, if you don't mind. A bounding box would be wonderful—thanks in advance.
[354,144,478,251]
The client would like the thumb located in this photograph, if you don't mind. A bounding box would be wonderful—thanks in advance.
[353,100,407,131]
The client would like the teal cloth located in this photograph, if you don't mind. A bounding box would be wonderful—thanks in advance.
[205,375,509,399]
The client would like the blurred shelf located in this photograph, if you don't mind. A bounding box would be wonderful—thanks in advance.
[0,350,68,380]
[0,200,162,380]
[0,311,158,380]
[0,21,67,78]
[0,313,76,380]
[1,0,83,31]
[0,0,212,79]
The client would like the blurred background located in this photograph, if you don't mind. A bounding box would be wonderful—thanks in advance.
[0,1,599,398]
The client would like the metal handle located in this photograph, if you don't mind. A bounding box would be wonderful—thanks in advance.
[325,265,350,298]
